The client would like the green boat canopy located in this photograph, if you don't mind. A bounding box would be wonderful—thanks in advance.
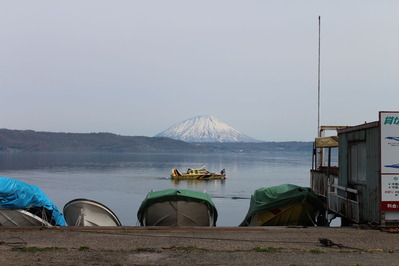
[137,189,218,225]
[240,184,325,226]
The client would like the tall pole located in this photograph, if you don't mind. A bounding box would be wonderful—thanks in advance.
[317,16,324,169]
[317,16,321,138]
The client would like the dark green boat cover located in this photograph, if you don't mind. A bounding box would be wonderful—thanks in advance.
[240,184,324,226]
[137,189,218,225]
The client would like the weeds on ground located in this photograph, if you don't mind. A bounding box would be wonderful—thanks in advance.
[253,246,283,253]
[173,246,210,252]
[309,248,325,254]
[13,246,65,252]
[136,246,158,252]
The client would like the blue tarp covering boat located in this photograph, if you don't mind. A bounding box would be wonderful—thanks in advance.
[0,176,66,226]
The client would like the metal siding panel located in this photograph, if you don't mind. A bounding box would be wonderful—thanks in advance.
[338,125,381,224]
[365,127,380,223]
[338,133,349,187]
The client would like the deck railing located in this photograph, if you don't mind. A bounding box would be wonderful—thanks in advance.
[328,183,360,223]
[311,169,360,223]
[310,169,337,198]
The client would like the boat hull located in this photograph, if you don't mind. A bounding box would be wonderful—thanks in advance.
[0,208,52,227]
[0,176,66,226]
[137,189,218,227]
[141,201,213,226]
[240,184,324,227]
[63,199,121,226]
[171,169,225,180]
[248,203,320,226]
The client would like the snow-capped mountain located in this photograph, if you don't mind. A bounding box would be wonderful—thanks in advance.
[155,115,261,143]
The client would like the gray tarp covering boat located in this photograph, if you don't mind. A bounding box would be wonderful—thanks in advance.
[240,184,325,226]
[0,176,66,226]
[137,189,218,226]
[63,198,122,226]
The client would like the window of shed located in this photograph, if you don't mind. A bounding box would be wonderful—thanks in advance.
[349,142,367,183]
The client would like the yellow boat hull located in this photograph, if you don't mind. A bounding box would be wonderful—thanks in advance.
[171,168,226,180]
[250,203,319,226]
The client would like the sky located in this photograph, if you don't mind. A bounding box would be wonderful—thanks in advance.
[1,1,399,141]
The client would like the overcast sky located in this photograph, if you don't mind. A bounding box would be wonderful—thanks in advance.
[1,1,398,141]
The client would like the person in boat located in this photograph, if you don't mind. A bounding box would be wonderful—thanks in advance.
[187,169,191,174]
[220,169,226,175]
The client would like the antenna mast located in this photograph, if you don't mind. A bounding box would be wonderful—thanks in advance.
[317,16,321,137]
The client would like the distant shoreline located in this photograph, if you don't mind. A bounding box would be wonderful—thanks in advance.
[0,128,313,154]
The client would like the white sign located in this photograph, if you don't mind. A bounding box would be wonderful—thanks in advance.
[380,112,399,174]
[380,111,399,211]
[381,174,399,201]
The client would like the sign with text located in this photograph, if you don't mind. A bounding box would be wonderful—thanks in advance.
[381,174,399,210]
[380,111,399,211]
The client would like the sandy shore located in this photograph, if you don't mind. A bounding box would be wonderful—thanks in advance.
[0,226,398,265]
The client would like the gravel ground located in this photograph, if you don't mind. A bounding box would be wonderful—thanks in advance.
[0,226,398,265]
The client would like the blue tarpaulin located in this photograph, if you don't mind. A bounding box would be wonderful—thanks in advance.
[0,176,66,226]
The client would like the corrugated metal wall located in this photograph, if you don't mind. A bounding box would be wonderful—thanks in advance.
[338,125,380,224]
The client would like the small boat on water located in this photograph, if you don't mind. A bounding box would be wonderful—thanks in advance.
[171,166,226,180]
[0,176,66,227]
[137,189,218,226]
[240,184,325,227]
[63,198,122,226]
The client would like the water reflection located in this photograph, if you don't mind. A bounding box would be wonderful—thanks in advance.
[171,178,226,191]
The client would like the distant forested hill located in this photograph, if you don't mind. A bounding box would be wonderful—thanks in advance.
[0,129,203,153]
[0,129,312,153]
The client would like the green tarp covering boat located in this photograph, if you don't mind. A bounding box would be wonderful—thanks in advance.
[240,184,325,226]
[137,189,218,226]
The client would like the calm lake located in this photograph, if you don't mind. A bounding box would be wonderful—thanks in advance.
[0,152,313,226]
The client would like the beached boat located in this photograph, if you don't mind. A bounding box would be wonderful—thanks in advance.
[0,209,53,227]
[137,189,218,226]
[0,176,66,227]
[171,166,226,180]
[240,184,325,226]
[63,198,122,226]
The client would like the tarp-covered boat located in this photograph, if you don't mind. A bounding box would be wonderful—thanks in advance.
[137,189,218,226]
[0,176,66,226]
[0,209,54,227]
[240,184,324,226]
[63,198,122,226]
[171,166,226,180]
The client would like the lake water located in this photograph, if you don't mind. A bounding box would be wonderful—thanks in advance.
[0,152,313,226]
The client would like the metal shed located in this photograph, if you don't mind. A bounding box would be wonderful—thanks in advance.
[311,111,399,226]
[336,121,380,224]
